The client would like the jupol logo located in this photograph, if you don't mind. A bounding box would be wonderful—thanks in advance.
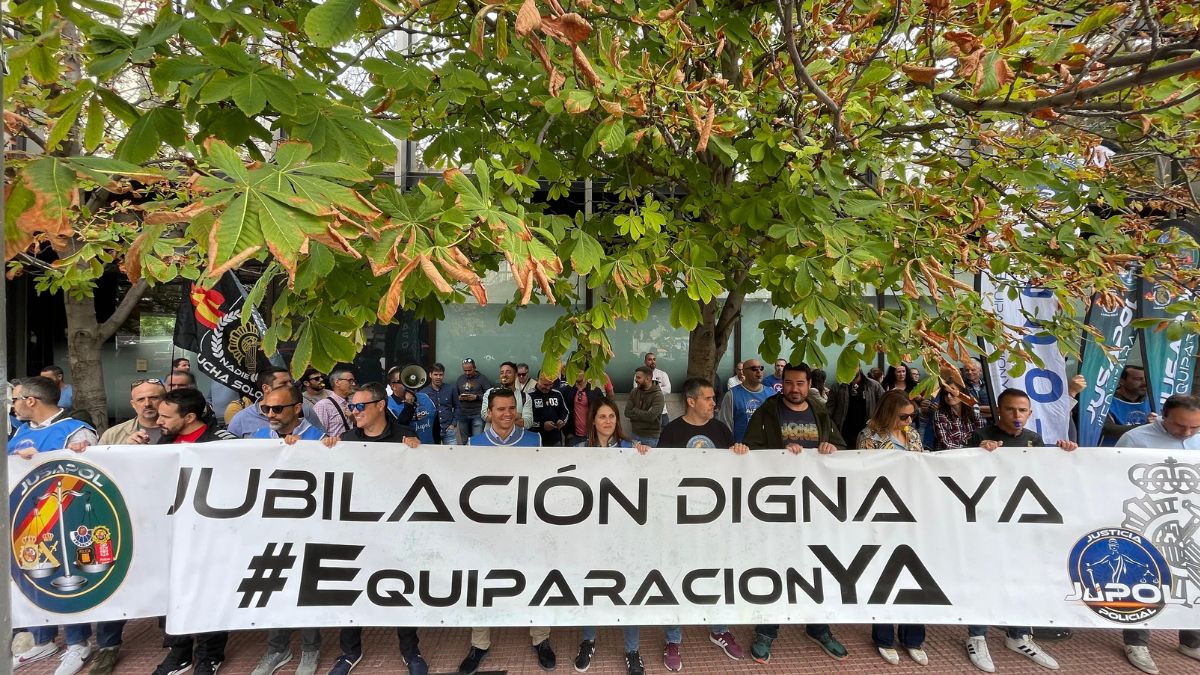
[9,460,133,613]
[1065,527,1182,623]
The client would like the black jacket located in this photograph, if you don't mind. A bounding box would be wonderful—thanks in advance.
[563,385,605,438]
[742,394,847,451]
[342,418,418,443]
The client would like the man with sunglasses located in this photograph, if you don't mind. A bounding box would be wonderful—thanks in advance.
[252,387,324,442]
[301,368,332,406]
[99,379,167,445]
[454,357,491,444]
[322,383,425,674]
[515,362,537,395]
[228,366,297,438]
[314,367,358,438]
[718,358,773,443]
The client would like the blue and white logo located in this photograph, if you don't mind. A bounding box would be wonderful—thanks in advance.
[1066,527,1181,624]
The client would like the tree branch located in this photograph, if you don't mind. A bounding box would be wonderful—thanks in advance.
[98,278,149,343]
[777,0,843,136]
[938,55,1200,114]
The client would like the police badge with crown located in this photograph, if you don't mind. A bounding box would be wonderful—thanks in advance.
[1122,458,1200,607]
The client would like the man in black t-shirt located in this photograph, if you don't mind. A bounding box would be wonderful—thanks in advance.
[654,377,749,666]
[658,378,746,451]
[969,387,1078,451]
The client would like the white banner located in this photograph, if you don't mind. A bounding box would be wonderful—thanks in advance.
[12,443,1200,633]
[981,275,1073,443]
[9,449,177,627]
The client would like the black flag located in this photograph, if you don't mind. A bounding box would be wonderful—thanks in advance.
[173,273,271,398]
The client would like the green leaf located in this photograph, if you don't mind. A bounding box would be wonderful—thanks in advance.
[565,89,595,114]
[304,0,362,47]
[230,73,268,116]
[293,163,372,181]
[977,52,1002,97]
[204,139,250,182]
[83,98,105,152]
[836,343,863,383]
[96,87,139,125]
[28,44,60,84]
[45,99,85,152]
[599,119,626,153]
[115,113,161,164]
[571,231,605,274]
[1069,4,1128,37]
[670,293,703,331]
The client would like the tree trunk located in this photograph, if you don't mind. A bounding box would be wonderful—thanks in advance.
[63,294,109,433]
[686,289,746,384]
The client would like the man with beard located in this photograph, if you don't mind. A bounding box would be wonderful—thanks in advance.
[482,361,533,428]
[252,387,324,442]
[151,389,235,675]
[100,378,166,445]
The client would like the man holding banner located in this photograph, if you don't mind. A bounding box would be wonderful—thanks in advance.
[1114,394,1200,674]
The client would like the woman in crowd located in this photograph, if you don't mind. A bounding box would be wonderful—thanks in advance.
[809,369,830,404]
[574,397,649,675]
[930,381,983,450]
[856,389,929,666]
[883,363,918,393]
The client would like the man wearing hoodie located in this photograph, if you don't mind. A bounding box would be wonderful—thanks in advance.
[624,366,664,446]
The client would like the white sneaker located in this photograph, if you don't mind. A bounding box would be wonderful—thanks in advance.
[13,641,59,670]
[296,650,320,675]
[54,643,94,675]
[1181,644,1200,661]
[907,647,929,666]
[1125,646,1158,674]
[11,632,35,657]
[877,647,900,665]
[965,636,995,673]
[1005,635,1059,670]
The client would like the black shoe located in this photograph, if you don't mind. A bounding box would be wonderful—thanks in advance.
[403,650,429,675]
[194,656,223,675]
[534,639,557,671]
[625,650,645,675]
[152,646,193,675]
[574,640,595,672]
[327,652,362,675]
[1032,627,1073,641]
[458,647,489,675]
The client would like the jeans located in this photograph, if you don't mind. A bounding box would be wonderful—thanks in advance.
[968,626,1030,639]
[632,436,659,448]
[455,416,485,444]
[339,627,418,658]
[663,625,728,644]
[1124,629,1200,648]
[581,626,640,652]
[754,624,832,640]
[30,622,123,649]
[268,628,322,653]
[873,624,925,648]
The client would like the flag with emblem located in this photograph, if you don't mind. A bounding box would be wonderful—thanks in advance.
[173,272,271,398]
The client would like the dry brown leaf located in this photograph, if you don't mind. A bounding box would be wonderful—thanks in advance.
[515,0,541,36]
[944,31,983,55]
[957,48,986,81]
[144,201,211,226]
[572,46,603,88]
[901,64,941,84]
[599,99,624,116]
[540,13,593,45]
[695,102,715,153]
[419,254,454,294]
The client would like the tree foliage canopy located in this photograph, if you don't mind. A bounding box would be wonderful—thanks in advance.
[6,0,1200,388]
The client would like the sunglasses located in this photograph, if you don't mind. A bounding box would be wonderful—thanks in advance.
[517,371,529,377]
[335,377,357,383]
[306,375,324,382]
[131,378,163,388]
[898,413,915,421]
[462,358,475,364]
[349,399,383,412]
[747,366,766,372]
[261,403,300,415]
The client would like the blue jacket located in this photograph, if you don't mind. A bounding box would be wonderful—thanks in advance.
[388,392,440,444]
[8,416,93,454]
[422,383,458,432]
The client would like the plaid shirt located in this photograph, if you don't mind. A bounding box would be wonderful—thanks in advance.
[931,407,984,450]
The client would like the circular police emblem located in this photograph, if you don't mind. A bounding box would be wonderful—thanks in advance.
[1067,527,1171,624]
[9,460,133,613]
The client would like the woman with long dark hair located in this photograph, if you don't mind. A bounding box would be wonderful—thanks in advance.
[574,397,649,675]
[883,363,918,392]
[930,382,983,450]
[856,390,929,665]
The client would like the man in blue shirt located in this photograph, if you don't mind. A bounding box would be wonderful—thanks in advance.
[460,389,553,675]
[251,387,324,442]
[422,363,458,443]
[387,370,441,444]
[39,364,74,410]
[1114,394,1200,674]
[717,358,773,442]
[228,366,300,438]
[761,358,786,394]
[1103,365,1154,445]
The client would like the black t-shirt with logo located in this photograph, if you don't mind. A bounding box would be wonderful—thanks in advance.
[659,417,734,449]
[779,405,819,448]
[970,424,1043,447]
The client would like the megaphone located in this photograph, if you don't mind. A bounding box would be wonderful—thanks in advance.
[400,364,428,390]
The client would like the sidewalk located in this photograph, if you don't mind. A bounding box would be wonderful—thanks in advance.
[17,620,1195,674]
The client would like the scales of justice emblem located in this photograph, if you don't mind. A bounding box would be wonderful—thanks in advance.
[11,462,131,612]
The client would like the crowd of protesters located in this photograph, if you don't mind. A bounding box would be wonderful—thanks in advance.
[8,351,1200,675]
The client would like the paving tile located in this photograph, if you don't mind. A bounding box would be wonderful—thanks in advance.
[12,621,1198,674]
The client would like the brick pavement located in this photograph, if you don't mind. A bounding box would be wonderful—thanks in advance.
[14,621,1199,674]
